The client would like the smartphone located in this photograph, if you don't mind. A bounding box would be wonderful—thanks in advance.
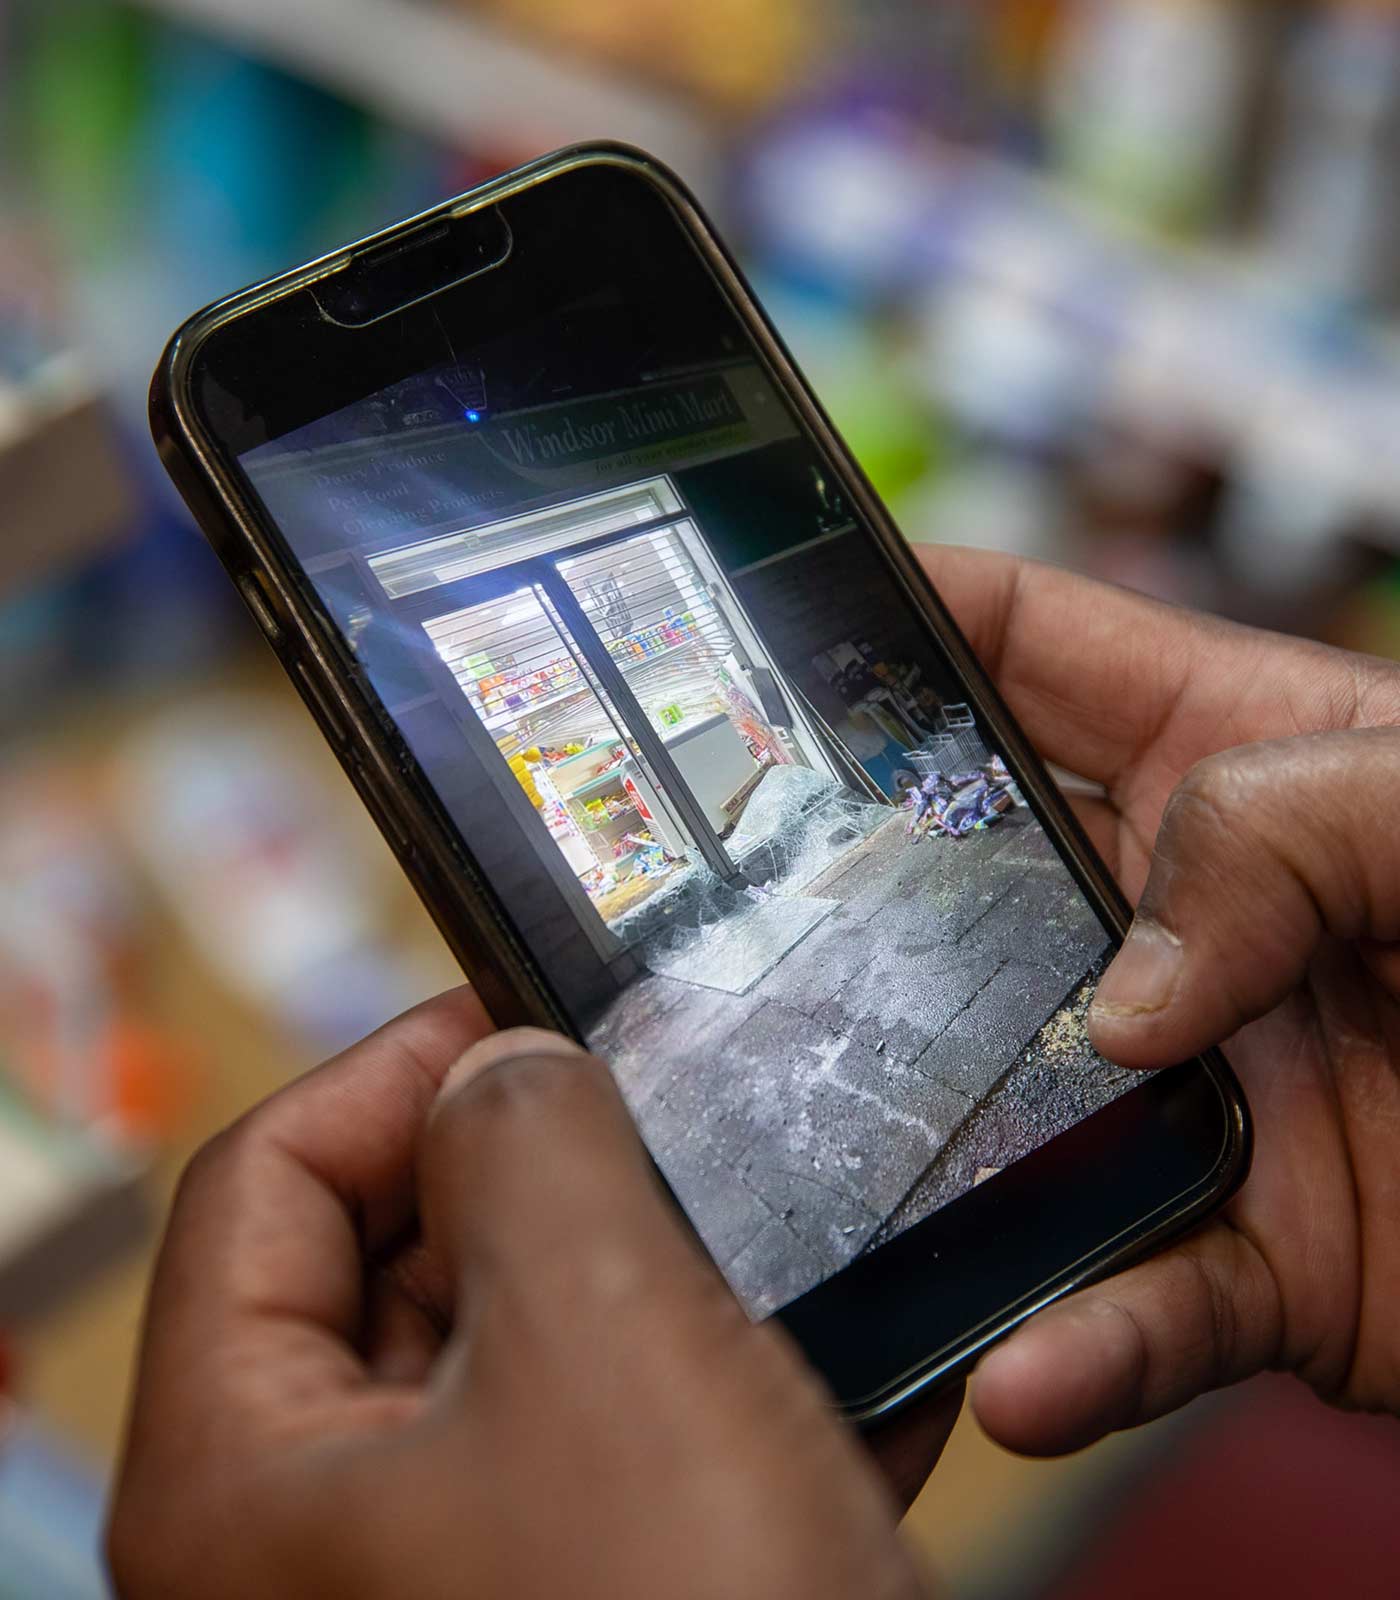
[151,144,1249,1423]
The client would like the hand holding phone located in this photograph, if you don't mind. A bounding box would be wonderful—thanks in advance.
[151,145,1249,1415]
[108,997,951,1600]
[926,545,1400,1454]
[108,553,1400,1596]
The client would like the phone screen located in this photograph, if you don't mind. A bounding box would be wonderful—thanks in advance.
[205,165,1141,1318]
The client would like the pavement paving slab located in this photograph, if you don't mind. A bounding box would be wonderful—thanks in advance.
[730,1157,882,1280]
[965,871,1108,982]
[869,870,1020,949]
[871,965,1141,1244]
[634,1001,974,1286]
[588,799,1114,1311]
[985,819,1068,875]
[608,982,765,1112]
[803,823,953,924]
[651,1141,775,1269]
[752,914,883,1014]
[588,975,690,1094]
[724,1220,830,1319]
[917,959,1084,1102]
[815,948,1003,1064]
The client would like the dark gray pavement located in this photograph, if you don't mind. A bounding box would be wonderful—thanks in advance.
[870,965,1141,1246]
[590,809,1115,1314]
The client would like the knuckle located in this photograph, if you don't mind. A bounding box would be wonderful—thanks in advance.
[442,1049,611,1135]
[1159,750,1300,911]
[1163,746,1287,856]
[1353,656,1400,728]
[168,1113,266,1219]
[1173,750,1249,820]
[1182,1247,1235,1370]
[169,1127,235,1212]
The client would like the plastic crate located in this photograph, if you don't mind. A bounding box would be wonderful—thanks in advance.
[904,704,989,775]
[905,739,954,777]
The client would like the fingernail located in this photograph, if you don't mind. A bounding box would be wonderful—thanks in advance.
[1089,918,1183,1023]
[440,1028,586,1098]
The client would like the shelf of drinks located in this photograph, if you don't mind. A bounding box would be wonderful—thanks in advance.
[129,0,720,200]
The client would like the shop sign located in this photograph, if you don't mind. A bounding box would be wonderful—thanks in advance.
[244,365,797,563]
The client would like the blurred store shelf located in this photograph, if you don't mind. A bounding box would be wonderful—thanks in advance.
[747,128,1400,544]
[0,367,135,595]
[0,1087,146,1328]
[3,657,464,1462]
[130,0,722,200]
[0,1409,111,1600]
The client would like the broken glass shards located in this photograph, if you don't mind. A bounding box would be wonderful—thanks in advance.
[611,766,892,995]
[729,765,890,891]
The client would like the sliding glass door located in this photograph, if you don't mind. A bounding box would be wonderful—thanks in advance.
[372,476,809,936]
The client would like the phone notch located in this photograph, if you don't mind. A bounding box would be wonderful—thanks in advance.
[311,206,512,328]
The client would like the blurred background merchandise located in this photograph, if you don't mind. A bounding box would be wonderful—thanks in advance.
[2,0,1400,1594]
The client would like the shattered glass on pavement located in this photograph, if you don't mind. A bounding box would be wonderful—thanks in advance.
[609,767,892,995]
[728,766,890,891]
[643,893,837,995]
[592,796,1120,1313]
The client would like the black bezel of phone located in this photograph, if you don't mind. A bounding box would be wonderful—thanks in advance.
[150,143,1251,1424]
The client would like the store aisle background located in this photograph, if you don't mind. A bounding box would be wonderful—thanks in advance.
[4,3,1400,1595]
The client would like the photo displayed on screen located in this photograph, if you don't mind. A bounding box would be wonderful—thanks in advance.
[241,350,1138,1317]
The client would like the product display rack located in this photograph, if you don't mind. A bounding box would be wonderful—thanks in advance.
[121,0,1400,568]
[0,1084,147,1327]
[753,135,1400,548]
[118,0,1400,563]
[548,752,640,871]
[0,370,135,596]
[0,364,144,1324]
[128,0,721,199]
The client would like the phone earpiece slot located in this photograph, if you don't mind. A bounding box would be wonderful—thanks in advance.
[311,207,512,328]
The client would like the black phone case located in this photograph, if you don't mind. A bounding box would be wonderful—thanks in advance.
[150,142,1251,1422]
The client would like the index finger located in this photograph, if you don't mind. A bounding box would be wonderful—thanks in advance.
[127,987,493,1443]
[917,545,1208,787]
